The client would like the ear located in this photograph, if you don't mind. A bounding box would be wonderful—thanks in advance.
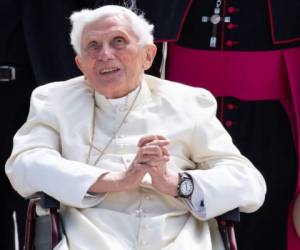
[143,44,157,70]
[75,55,84,73]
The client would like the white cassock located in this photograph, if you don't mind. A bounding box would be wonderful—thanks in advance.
[5,74,266,250]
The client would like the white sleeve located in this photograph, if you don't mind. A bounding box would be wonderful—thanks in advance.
[5,86,107,208]
[186,90,266,220]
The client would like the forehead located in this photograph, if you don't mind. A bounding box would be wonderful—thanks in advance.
[82,14,137,41]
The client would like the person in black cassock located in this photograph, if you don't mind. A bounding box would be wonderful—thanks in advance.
[0,1,97,248]
[95,1,300,250]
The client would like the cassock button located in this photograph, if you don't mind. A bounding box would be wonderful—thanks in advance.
[118,105,128,112]
[200,200,205,207]
[140,240,148,246]
[225,120,234,127]
[227,6,236,14]
[227,103,237,110]
[227,23,235,30]
[226,40,233,47]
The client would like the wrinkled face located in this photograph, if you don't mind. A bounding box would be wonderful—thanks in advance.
[75,14,156,98]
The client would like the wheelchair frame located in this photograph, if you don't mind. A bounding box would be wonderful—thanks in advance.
[24,194,239,250]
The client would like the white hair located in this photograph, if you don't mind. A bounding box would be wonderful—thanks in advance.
[70,5,154,55]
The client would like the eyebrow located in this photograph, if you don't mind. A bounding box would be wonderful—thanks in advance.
[85,29,130,41]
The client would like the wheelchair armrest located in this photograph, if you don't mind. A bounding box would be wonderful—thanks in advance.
[24,193,61,250]
[217,208,240,250]
[29,192,60,209]
[38,193,60,209]
[217,208,240,223]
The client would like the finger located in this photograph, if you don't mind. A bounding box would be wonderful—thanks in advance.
[137,156,154,164]
[142,156,169,168]
[138,135,169,147]
[134,163,153,171]
[146,139,170,147]
[136,153,169,166]
[161,146,170,156]
[138,135,158,147]
[143,145,169,156]
[150,155,170,164]
[134,163,152,170]
[138,145,164,157]
[154,135,168,140]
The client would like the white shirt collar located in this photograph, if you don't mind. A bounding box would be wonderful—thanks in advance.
[94,77,153,112]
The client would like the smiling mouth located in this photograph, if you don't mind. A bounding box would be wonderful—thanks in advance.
[100,67,120,74]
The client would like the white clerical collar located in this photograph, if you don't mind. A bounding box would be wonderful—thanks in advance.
[93,75,154,113]
[108,86,140,107]
[94,83,143,111]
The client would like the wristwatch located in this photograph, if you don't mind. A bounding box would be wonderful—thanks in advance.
[176,172,194,198]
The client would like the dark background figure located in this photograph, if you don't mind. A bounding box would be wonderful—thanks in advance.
[95,1,300,250]
[0,0,97,248]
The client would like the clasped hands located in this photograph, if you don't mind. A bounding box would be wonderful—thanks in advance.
[129,134,179,196]
[89,135,179,197]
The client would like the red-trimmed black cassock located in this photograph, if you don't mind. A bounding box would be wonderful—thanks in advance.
[96,1,300,250]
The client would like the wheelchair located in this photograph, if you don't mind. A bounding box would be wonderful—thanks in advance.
[24,193,239,250]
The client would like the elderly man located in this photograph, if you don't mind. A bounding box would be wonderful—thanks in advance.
[5,5,266,250]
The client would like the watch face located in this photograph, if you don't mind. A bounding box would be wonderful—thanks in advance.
[180,179,193,196]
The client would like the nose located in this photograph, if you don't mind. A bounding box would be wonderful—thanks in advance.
[97,44,114,61]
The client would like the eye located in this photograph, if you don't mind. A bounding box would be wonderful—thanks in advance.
[87,41,99,50]
[112,37,126,48]
[84,41,100,56]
